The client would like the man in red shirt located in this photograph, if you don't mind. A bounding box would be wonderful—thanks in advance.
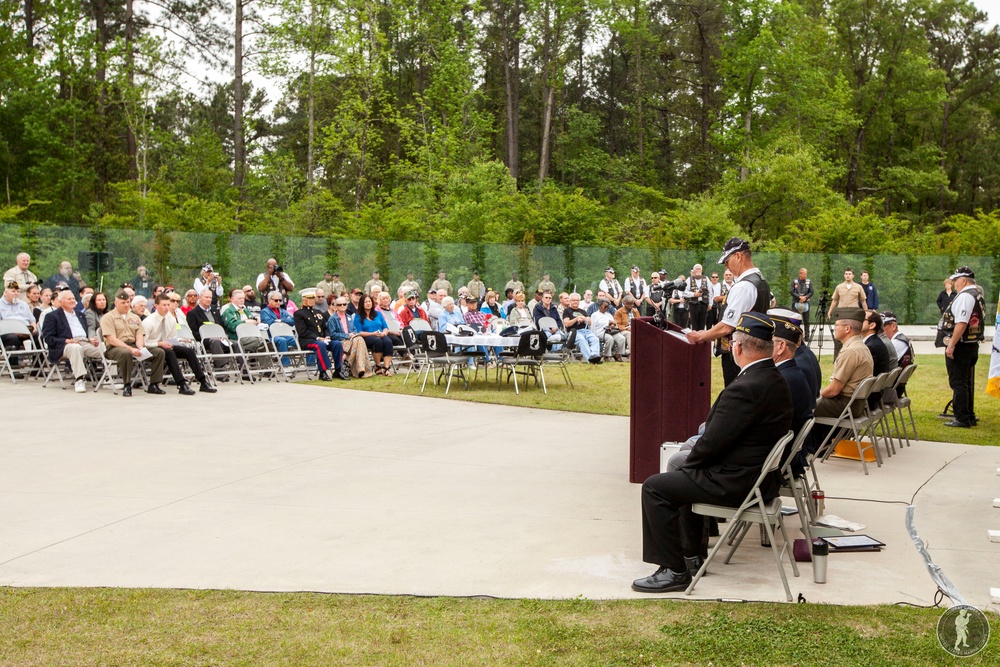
[397,291,428,328]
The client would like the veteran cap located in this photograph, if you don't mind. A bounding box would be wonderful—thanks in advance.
[734,311,774,340]
[405,290,419,299]
[767,308,802,343]
[114,288,131,301]
[718,237,751,265]
[299,288,318,299]
[202,263,214,272]
[949,266,975,281]
[881,310,897,324]
[605,266,615,274]
[832,306,866,323]
[767,307,803,328]
[5,280,20,290]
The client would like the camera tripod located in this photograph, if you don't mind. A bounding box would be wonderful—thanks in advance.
[808,292,831,362]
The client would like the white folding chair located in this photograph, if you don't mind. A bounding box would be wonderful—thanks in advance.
[198,323,249,384]
[235,323,279,382]
[686,431,799,602]
[0,320,45,383]
[267,321,313,379]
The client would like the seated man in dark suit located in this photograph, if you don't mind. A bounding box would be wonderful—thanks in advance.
[633,312,793,593]
[862,310,890,408]
[186,288,235,367]
[41,290,103,393]
[768,307,821,401]
[769,311,814,474]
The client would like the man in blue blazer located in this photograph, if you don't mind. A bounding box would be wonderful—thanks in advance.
[633,312,793,593]
[41,290,103,393]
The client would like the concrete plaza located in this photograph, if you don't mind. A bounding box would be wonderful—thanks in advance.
[0,378,997,609]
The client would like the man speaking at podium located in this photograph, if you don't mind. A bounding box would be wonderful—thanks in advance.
[632,312,792,593]
[686,237,771,386]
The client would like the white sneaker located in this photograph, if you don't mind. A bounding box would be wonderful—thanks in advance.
[75,378,87,393]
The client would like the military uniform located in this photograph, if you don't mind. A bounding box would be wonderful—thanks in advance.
[364,278,388,294]
[100,308,165,385]
[467,278,485,301]
[431,278,453,294]
[294,300,343,375]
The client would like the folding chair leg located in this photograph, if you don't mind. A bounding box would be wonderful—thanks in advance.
[686,517,741,596]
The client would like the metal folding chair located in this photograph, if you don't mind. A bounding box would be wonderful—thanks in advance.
[686,431,799,602]
[814,376,880,474]
[497,330,547,394]
[0,320,44,383]
[198,323,250,384]
[419,331,468,394]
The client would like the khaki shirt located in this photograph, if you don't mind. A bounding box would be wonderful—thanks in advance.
[830,334,873,398]
[431,278,453,294]
[831,282,866,312]
[467,280,485,300]
[100,309,143,345]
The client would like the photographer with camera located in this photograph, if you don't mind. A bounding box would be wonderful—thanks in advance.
[256,258,295,307]
[193,263,224,306]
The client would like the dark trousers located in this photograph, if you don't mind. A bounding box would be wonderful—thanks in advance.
[303,338,343,372]
[163,344,206,385]
[721,351,740,386]
[641,471,717,570]
[688,302,707,331]
[801,306,811,340]
[363,335,394,357]
[946,343,979,424]
[105,345,165,384]
[706,304,719,329]
[673,308,689,329]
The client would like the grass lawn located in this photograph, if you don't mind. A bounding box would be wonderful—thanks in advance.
[2,588,997,666]
[320,353,998,446]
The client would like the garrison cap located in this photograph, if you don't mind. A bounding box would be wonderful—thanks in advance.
[734,311,774,340]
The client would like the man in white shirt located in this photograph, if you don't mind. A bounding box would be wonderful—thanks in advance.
[623,266,647,306]
[144,293,216,394]
[256,259,295,306]
[0,280,36,352]
[591,298,625,361]
[599,267,623,307]
[687,238,771,386]
[3,253,37,297]
[193,263,224,303]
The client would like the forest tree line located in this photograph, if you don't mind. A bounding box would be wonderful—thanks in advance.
[2,0,1000,258]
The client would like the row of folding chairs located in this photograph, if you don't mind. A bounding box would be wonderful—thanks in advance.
[20,320,335,393]
[809,364,919,479]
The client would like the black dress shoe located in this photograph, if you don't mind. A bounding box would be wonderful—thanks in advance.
[122,385,132,397]
[631,566,692,593]
[178,383,196,396]
[146,383,166,395]
[684,556,706,577]
[199,379,218,393]
[319,371,331,381]
[943,419,971,428]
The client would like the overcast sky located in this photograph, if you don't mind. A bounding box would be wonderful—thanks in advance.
[974,0,999,23]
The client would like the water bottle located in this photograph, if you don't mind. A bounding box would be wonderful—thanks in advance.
[812,539,828,584]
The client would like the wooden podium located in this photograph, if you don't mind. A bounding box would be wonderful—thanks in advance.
[629,317,712,483]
